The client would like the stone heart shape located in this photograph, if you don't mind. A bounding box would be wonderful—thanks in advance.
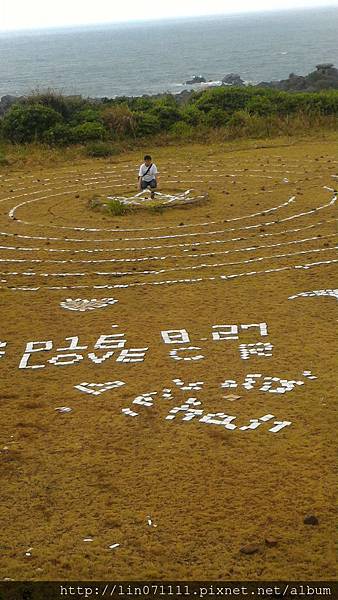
[74,381,125,396]
[60,298,118,312]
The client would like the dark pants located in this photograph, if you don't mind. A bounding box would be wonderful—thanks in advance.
[141,178,157,190]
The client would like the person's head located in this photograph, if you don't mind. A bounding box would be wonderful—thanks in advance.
[144,154,152,166]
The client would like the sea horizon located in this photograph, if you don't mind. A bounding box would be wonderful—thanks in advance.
[0,4,337,35]
[0,6,337,99]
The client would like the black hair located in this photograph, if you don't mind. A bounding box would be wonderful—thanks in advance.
[144,154,152,161]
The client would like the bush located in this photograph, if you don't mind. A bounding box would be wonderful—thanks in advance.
[203,108,230,127]
[170,121,194,138]
[24,90,89,119]
[316,91,338,114]
[273,92,305,115]
[106,199,130,215]
[43,123,76,145]
[134,112,161,136]
[180,105,203,126]
[226,111,279,139]
[102,105,136,137]
[246,96,276,116]
[119,96,154,112]
[85,142,121,157]
[194,87,252,112]
[71,108,102,125]
[2,87,337,150]
[150,102,181,129]
[227,110,252,128]
[72,122,106,142]
[2,103,62,143]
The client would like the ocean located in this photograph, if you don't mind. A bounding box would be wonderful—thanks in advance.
[0,6,337,99]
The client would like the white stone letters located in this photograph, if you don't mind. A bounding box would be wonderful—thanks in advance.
[161,329,190,344]
[0,341,7,359]
[212,325,239,341]
[19,340,53,369]
[169,347,204,361]
[239,342,273,360]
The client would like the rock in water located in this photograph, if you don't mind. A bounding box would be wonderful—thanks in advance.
[185,75,206,85]
[222,73,245,87]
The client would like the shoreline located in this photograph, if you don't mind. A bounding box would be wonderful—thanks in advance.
[1,63,337,112]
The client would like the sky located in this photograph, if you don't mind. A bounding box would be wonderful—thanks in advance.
[1,0,338,31]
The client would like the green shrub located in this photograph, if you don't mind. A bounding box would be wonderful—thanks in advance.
[273,92,305,115]
[24,90,87,120]
[2,87,337,150]
[227,110,252,128]
[203,108,230,127]
[134,112,161,136]
[194,87,252,112]
[71,108,102,125]
[43,123,76,145]
[226,110,270,138]
[180,105,203,126]
[2,103,62,143]
[106,199,130,215]
[85,142,121,157]
[316,91,338,114]
[150,102,181,129]
[121,96,154,112]
[189,86,338,120]
[170,121,194,138]
[246,96,276,116]
[72,122,106,142]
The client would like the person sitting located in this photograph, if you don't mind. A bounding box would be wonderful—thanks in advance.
[138,154,158,199]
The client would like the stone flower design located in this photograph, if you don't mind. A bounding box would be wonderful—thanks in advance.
[60,297,118,312]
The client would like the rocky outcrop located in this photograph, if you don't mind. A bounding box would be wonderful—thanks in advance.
[185,75,206,85]
[184,64,338,92]
[1,65,337,118]
[222,73,245,87]
[0,95,23,116]
[257,64,338,91]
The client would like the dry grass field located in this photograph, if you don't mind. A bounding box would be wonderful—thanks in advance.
[0,136,337,581]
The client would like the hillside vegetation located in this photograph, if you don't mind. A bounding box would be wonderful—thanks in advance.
[0,86,337,165]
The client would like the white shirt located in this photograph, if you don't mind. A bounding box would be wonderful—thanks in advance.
[139,163,158,182]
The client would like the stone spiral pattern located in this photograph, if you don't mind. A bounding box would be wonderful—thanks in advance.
[0,154,336,294]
